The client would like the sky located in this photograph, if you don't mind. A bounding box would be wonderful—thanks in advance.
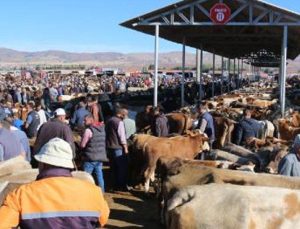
[0,0,298,53]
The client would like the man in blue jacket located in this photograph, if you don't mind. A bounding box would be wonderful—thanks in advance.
[278,135,300,177]
[197,104,215,160]
[234,109,262,146]
[198,104,215,146]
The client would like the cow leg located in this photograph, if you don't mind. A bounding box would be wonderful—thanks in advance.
[144,167,151,193]
[144,178,150,193]
[150,170,155,182]
[227,124,234,144]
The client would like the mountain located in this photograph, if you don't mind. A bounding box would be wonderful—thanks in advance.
[0,48,298,73]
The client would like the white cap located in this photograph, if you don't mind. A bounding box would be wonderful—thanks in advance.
[54,108,66,116]
[34,138,74,169]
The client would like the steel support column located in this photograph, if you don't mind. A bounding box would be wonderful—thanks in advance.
[280,26,288,117]
[221,56,224,95]
[228,59,231,92]
[241,59,244,79]
[233,59,236,90]
[181,37,186,107]
[196,49,200,103]
[196,49,200,84]
[199,49,203,102]
[212,52,215,97]
[154,24,159,107]
[237,59,240,89]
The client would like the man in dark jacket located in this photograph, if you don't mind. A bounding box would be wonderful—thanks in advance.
[106,107,128,191]
[80,114,108,191]
[70,100,90,130]
[24,101,40,139]
[34,108,75,156]
[234,109,263,146]
[151,106,169,137]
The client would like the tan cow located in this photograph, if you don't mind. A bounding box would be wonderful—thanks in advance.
[0,156,31,178]
[290,111,300,127]
[213,116,236,148]
[134,131,209,192]
[167,184,300,229]
[166,112,193,135]
[278,119,300,141]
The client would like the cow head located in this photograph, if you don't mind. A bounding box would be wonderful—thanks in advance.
[186,130,210,152]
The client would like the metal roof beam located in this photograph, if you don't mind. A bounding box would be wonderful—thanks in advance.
[254,9,271,23]
[134,0,300,26]
[195,3,210,19]
[229,1,249,22]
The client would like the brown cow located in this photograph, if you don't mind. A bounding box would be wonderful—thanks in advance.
[134,131,209,192]
[213,116,236,149]
[290,111,300,127]
[245,97,278,108]
[278,119,300,141]
[166,112,193,135]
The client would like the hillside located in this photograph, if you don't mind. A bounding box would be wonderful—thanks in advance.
[0,48,298,73]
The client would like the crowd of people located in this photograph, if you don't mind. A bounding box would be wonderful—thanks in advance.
[0,70,298,228]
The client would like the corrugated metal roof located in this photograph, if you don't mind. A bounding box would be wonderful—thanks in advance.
[121,0,300,63]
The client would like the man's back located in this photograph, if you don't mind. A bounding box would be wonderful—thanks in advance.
[34,119,75,154]
[240,118,260,138]
[106,116,123,149]
[11,127,31,161]
[0,128,22,161]
[234,118,261,145]
[26,110,40,138]
[71,107,90,128]
[278,153,300,177]
[124,118,136,139]
[154,114,169,137]
[0,170,109,228]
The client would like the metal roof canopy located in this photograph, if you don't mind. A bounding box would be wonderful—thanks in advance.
[121,0,300,117]
[243,50,281,67]
[121,0,300,60]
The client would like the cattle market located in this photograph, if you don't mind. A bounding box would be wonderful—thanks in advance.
[1,0,300,228]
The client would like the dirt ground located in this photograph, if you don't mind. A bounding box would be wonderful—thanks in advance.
[104,190,163,228]
[102,167,163,228]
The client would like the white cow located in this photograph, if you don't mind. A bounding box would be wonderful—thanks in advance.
[167,184,300,229]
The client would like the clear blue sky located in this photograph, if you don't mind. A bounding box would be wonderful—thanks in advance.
[0,0,298,53]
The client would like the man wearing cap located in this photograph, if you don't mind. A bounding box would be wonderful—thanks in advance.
[0,138,110,228]
[278,135,300,177]
[0,108,25,161]
[34,108,75,156]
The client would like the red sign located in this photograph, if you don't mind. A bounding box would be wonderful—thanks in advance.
[210,3,231,24]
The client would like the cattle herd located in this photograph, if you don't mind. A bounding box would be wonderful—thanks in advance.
[2,78,300,228]
[129,80,300,228]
